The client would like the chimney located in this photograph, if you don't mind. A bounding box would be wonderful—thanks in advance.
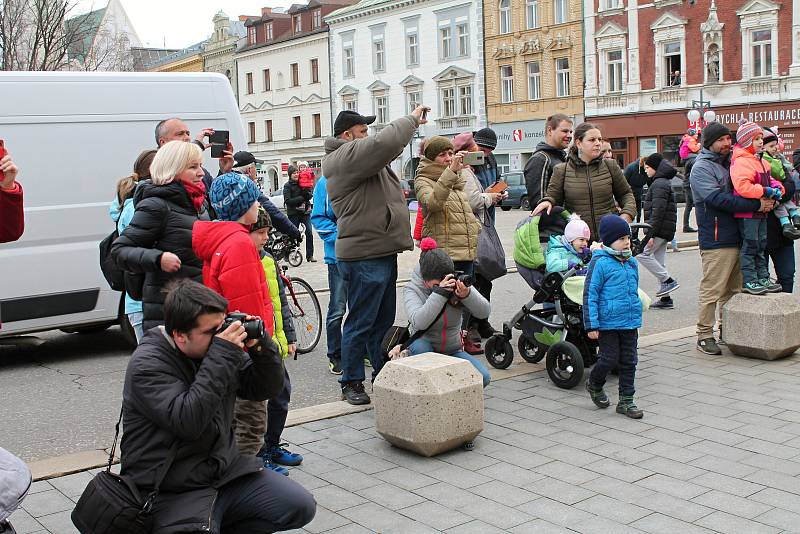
[239,15,251,21]
[261,7,272,15]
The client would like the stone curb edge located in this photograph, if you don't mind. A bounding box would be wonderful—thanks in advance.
[28,326,695,481]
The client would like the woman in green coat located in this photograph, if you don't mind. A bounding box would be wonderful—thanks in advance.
[532,122,636,240]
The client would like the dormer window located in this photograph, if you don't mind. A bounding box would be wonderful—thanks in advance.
[247,26,255,45]
[266,22,273,41]
[294,15,302,33]
[312,9,322,29]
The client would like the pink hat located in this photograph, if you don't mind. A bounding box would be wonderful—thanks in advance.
[736,120,762,149]
[564,214,591,243]
[452,132,474,153]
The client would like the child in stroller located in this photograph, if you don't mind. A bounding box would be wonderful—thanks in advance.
[485,208,651,389]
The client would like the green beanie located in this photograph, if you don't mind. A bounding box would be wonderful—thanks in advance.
[424,135,454,161]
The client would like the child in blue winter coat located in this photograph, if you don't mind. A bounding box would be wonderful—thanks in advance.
[545,214,592,275]
[583,215,644,419]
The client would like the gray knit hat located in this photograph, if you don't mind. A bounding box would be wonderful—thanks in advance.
[419,238,454,281]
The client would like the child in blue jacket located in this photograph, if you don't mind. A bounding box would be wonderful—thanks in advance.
[583,215,643,419]
[545,214,591,275]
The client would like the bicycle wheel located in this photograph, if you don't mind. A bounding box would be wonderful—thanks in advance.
[288,249,303,267]
[287,277,321,353]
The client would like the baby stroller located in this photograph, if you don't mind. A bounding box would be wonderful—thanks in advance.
[0,447,32,534]
[485,209,652,389]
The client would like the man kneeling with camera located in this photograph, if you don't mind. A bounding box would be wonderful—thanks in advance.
[401,238,492,387]
[118,279,316,533]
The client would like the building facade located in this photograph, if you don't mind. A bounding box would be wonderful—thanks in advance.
[326,0,487,179]
[202,11,247,101]
[237,1,352,192]
[584,0,800,165]
[147,41,206,72]
[483,0,585,172]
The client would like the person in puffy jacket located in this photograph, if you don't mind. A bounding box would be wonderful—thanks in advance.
[0,146,23,244]
[583,215,643,419]
[624,157,648,222]
[679,129,701,161]
[730,121,784,295]
[545,214,591,274]
[762,128,800,240]
[283,165,315,262]
[111,141,212,332]
[403,238,491,387]
[639,153,680,308]
[109,149,157,342]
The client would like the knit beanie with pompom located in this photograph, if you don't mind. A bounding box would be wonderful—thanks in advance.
[564,214,591,244]
[419,237,454,281]
[736,119,762,150]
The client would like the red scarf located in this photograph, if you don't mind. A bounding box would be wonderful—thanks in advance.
[181,180,206,213]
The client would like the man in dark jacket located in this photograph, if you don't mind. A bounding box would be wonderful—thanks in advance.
[323,108,424,404]
[623,157,648,222]
[690,123,773,355]
[283,165,315,261]
[524,114,573,205]
[639,154,680,309]
[120,280,315,533]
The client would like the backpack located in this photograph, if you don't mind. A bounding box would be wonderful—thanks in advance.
[99,229,125,291]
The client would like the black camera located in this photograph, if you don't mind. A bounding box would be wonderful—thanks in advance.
[453,270,473,287]
[218,312,265,340]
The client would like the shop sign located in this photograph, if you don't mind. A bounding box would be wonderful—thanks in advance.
[489,120,546,151]
[716,107,800,129]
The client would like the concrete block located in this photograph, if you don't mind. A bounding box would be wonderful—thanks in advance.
[372,353,483,457]
[722,293,800,360]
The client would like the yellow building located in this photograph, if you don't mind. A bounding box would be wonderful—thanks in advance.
[147,42,206,73]
[483,0,584,173]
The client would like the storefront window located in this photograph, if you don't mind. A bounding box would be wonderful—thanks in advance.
[610,139,627,167]
[494,154,510,176]
[639,138,657,158]
[661,135,682,165]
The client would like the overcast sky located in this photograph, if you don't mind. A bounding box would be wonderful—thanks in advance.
[76,0,297,49]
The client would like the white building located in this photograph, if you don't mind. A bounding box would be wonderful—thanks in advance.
[236,2,353,192]
[326,0,487,179]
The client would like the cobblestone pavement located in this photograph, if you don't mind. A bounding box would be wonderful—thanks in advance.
[12,336,800,533]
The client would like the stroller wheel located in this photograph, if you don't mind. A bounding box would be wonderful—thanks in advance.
[546,341,584,389]
[518,335,546,364]
[485,335,514,369]
[288,249,303,267]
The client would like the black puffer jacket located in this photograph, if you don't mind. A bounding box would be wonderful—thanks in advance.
[120,328,284,532]
[524,142,567,203]
[283,179,311,218]
[111,181,210,330]
[643,160,678,241]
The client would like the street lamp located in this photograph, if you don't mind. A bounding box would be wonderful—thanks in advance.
[687,88,715,130]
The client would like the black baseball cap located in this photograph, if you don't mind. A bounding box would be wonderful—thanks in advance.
[334,110,376,136]
[233,151,263,167]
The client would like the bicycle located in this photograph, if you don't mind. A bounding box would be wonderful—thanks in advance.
[279,265,321,354]
[267,230,303,267]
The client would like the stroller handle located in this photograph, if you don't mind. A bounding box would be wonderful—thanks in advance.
[629,223,654,257]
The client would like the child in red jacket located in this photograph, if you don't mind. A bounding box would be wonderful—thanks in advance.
[730,121,784,295]
[0,146,23,244]
[296,161,315,190]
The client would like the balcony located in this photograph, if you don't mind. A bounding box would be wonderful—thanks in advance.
[649,88,687,105]
[435,115,476,131]
[744,79,780,96]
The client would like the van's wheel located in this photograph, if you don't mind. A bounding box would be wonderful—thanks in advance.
[485,335,514,369]
[60,324,111,334]
[518,335,545,363]
[521,196,531,211]
[500,206,511,211]
[546,342,584,389]
[119,299,137,348]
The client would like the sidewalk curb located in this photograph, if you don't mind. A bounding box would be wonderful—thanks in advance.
[28,326,696,482]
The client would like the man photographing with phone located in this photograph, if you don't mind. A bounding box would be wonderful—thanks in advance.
[322,105,428,404]
[0,140,23,243]
[117,279,315,532]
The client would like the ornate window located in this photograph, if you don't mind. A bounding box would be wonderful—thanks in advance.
[526,0,539,29]
[606,50,623,93]
[556,58,570,96]
[650,12,687,89]
[433,66,476,121]
[500,65,514,102]
[527,61,541,100]
[738,0,779,80]
[553,0,567,24]
[499,0,511,34]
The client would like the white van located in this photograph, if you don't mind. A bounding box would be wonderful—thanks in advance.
[0,71,246,345]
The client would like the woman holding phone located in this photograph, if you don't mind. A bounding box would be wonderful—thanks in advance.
[111,140,211,332]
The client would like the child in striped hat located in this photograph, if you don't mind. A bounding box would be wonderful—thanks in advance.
[730,120,784,294]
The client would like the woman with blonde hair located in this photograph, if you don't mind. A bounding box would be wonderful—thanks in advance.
[108,149,156,342]
[111,140,212,332]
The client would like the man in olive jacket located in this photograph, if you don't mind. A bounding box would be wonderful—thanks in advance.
[322,107,427,404]
[119,280,315,533]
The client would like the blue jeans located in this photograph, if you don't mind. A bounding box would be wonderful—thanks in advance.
[326,264,348,360]
[408,338,491,388]
[338,255,398,384]
[588,329,638,396]
[766,243,796,292]
[739,218,769,283]
[289,213,314,259]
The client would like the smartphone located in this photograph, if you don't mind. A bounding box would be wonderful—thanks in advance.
[209,130,229,158]
[462,151,485,166]
[0,140,5,181]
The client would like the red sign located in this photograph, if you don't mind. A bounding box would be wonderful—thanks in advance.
[512,129,523,142]
[281,162,289,172]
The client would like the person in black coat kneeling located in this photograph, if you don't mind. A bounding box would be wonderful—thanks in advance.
[640,153,680,309]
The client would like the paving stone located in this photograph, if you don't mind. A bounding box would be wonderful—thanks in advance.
[637,456,707,481]
[687,440,753,461]
[538,444,605,467]
[398,501,472,531]
[374,466,439,491]
[584,458,653,483]
[295,453,346,476]
[737,438,800,460]
[469,480,539,508]
[638,427,704,448]
[581,474,655,504]
[692,489,772,519]
[694,510,780,534]
[427,462,492,489]
[572,515,652,534]
[574,493,651,524]
[336,452,397,475]
[303,506,352,534]
[686,425,749,446]
[516,497,594,527]
[755,508,800,531]
[741,453,800,477]
[631,512,717,534]
[412,482,484,509]
[435,449,500,471]
[316,468,382,492]
[311,484,368,512]
[20,490,75,518]
[586,442,654,465]
[635,474,710,500]
[354,483,425,511]
[27,481,54,495]
[688,454,759,479]
[750,487,800,514]
[310,438,362,460]
[528,476,596,505]
[444,519,506,534]
[315,425,376,445]
[746,469,800,495]
[46,472,93,499]
[691,471,765,497]
[482,446,552,470]
[508,519,577,533]
[283,426,326,445]
[508,417,562,437]
[35,511,79,534]
[338,502,421,533]
[533,460,600,485]
[319,523,372,534]
[592,427,655,448]
[457,498,536,529]
[7,508,44,534]
[636,493,715,523]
